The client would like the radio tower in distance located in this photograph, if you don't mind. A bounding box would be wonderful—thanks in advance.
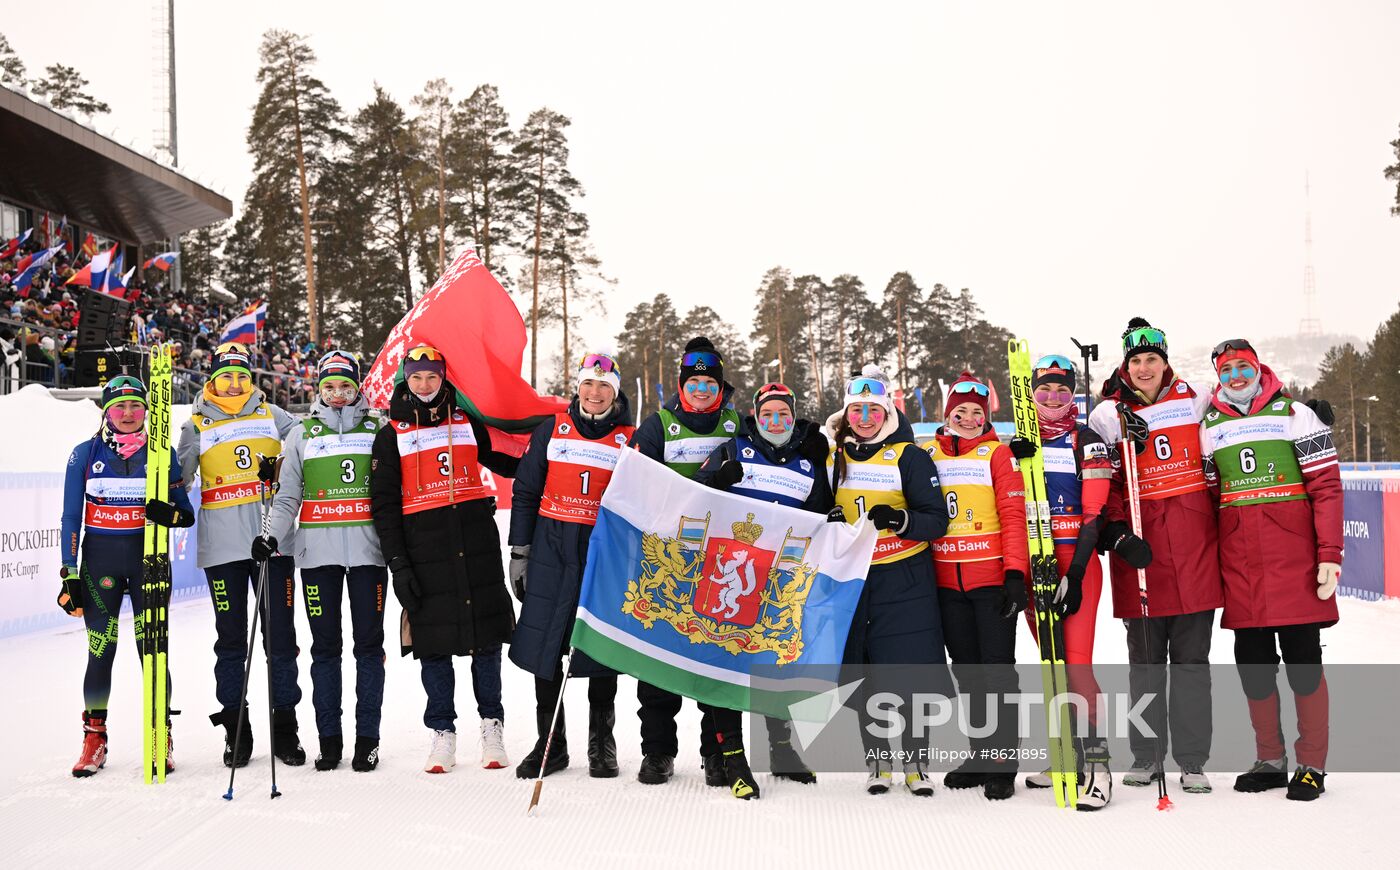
[1299,172,1322,338]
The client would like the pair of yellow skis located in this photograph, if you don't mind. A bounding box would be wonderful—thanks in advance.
[141,344,174,784]
[1007,339,1078,808]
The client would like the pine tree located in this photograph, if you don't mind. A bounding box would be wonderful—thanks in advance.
[681,305,750,405]
[31,63,109,115]
[880,271,924,396]
[452,84,518,276]
[509,108,586,387]
[412,78,454,280]
[748,266,813,396]
[1313,343,1368,460]
[0,33,26,86]
[615,294,683,418]
[350,85,425,312]
[243,30,347,341]
[176,220,228,297]
[1385,124,1400,217]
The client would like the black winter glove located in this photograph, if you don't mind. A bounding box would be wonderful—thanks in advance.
[390,559,423,613]
[799,427,831,463]
[57,566,82,616]
[714,459,745,488]
[826,506,847,524]
[145,498,193,528]
[250,535,278,562]
[1055,562,1085,616]
[867,504,907,533]
[1116,403,1149,455]
[1008,437,1038,460]
[1000,569,1029,618]
[509,545,530,602]
[1102,521,1153,569]
[1305,398,1335,427]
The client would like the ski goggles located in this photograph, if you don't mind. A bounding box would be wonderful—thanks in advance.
[1032,354,1076,375]
[580,353,619,374]
[753,382,795,405]
[406,346,445,362]
[1210,338,1256,364]
[949,380,990,397]
[1122,326,1168,354]
[318,348,360,367]
[680,350,723,370]
[846,377,889,398]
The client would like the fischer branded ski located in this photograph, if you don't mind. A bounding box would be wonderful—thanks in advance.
[1007,339,1077,808]
[141,345,173,784]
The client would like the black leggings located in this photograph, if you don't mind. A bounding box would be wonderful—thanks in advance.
[79,534,171,715]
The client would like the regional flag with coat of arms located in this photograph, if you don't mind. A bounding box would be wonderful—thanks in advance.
[572,448,878,717]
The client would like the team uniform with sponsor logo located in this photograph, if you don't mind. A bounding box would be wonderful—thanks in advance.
[1089,370,1222,779]
[926,426,1030,785]
[1200,362,1341,796]
[826,410,952,771]
[60,433,192,743]
[175,385,301,753]
[266,394,387,760]
[695,411,835,782]
[369,379,519,750]
[629,387,745,770]
[509,393,635,775]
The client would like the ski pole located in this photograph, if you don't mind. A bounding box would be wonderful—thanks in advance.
[527,648,576,817]
[222,545,268,801]
[256,454,284,800]
[1118,413,1172,812]
[1071,337,1097,418]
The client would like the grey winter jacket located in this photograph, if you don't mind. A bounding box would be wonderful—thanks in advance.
[176,388,297,568]
[267,396,385,570]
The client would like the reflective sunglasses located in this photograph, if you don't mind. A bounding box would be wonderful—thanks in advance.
[1123,326,1168,353]
[950,380,990,397]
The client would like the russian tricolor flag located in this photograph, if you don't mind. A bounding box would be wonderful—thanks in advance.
[220,302,267,345]
[143,251,178,271]
[14,244,65,294]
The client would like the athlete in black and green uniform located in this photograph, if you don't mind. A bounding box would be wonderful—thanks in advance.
[628,336,760,798]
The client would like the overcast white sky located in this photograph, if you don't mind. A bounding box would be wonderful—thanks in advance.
[7,0,1399,365]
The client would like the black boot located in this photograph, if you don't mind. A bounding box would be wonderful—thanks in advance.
[984,768,1016,800]
[637,753,674,784]
[515,734,569,779]
[587,706,618,779]
[271,708,306,766]
[720,735,760,800]
[703,753,726,787]
[314,735,342,771]
[351,737,380,772]
[766,719,816,784]
[1235,758,1289,793]
[211,706,252,769]
[943,755,987,789]
[1286,766,1326,801]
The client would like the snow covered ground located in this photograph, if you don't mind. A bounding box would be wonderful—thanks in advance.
[3,522,1396,869]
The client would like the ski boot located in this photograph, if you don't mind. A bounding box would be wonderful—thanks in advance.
[766,720,816,784]
[352,737,380,772]
[866,759,892,795]
[720,735,760,800]
[71,712,107,778]
[1287,766,1325,801]
[211,705,252,769]
[1076,737,1112,811]
[314,735,342,771]
[1234,758,1288,793]
[904,762,934,797]
[271,707,306,766]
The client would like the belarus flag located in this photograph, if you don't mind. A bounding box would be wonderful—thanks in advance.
[571,449,876,717]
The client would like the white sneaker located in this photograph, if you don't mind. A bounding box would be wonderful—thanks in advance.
[865,759,892,795]
[1180,765,1211,793]
[1025,768,1053,789]
[904,762,934,797]
[424,729,456,774]
[1077,761,1113,811]
[480,718,508,770]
